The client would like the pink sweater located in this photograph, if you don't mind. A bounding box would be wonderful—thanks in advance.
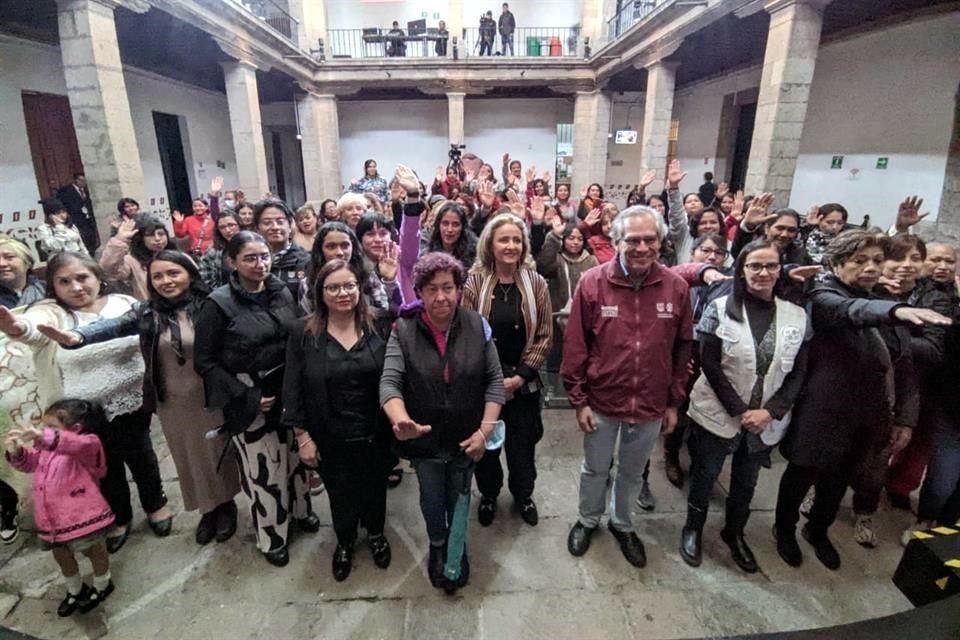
[7,428,114,543]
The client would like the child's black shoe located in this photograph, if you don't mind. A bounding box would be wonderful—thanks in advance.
[78,581,114,614]
[57,584,91,617]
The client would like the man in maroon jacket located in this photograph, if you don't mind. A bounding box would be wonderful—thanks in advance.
[562,206,694,567]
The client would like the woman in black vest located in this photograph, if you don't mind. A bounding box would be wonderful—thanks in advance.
[380,252,504,594]
[194,231,317,567]
[282,259,393,582]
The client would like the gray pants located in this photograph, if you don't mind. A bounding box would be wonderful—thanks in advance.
[578,410,661,531]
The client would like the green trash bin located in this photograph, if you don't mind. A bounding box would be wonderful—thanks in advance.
[526,36,540,57]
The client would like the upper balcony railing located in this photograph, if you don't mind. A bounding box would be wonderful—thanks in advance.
[327,27,580,60]
[606,0,663,40]
[230,0,299,44]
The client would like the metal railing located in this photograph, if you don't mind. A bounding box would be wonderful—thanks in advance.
[327,28,449,59]
[606,0,662,40]
[462,27,579,58]
[231,0,299,43]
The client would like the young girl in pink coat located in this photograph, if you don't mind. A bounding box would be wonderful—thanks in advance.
[5,399,116,617]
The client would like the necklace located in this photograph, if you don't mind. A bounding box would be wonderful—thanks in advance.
[495,281,514,302]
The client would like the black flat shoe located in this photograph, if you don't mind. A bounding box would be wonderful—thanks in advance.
[214,501,238,543]
[369,534,391,569]
[78,581,114,614]
[264,546,289,567]
[106,524,131,554]
[478,496,497,527]
[679,526,702,567]
[607,521,647,568]
[195,510,218,546]
[721,528,758,573]
[802,524,841,571]
[567,522,596,557]
[773,525,803,567]
[58,585,92,617]
[515,497,539,526]
[332,543,354,582]
[428,544,447,588]
[295,513,321,534]
[148,515,173,538]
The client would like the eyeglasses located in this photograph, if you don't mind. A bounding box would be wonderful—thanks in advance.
[698,247,728,257]
[744,262,781,274]
[218,222,239,231]
[323,281,359,295]
[622,236,659,249]
[239,253,271,265]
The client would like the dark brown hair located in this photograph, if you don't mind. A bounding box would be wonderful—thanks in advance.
[305,259,373,337]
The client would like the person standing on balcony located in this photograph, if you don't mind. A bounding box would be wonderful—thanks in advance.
[436,20,449,56]
[479,12,496,56]
[498,4,516,56]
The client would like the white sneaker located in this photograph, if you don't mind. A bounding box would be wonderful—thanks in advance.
[900,520,935,547]
[636,480,656,512]
[853,514,877,548]
[800,489,815,517]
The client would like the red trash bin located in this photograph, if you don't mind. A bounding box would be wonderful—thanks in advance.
[549,36,562,56]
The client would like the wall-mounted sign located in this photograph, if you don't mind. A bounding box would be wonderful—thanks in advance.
[877,157,889,170]
[615,130,638,145]
[830,155,843,169]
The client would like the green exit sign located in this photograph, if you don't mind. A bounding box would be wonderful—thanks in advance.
[830,155,843,169]
[877,157,889,169]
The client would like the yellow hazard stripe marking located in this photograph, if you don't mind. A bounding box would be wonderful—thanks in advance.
[932,527,958,535]
[945,559,960,569]
[936,577,949,590]
[913,531,934,539]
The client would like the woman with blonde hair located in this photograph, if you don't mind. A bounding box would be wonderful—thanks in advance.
[336,193,369,231]
[463,213,552,528]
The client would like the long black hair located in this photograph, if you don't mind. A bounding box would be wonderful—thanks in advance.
[130,216,175,266]
[427,202,476,266]
[305,222,371,309]
[725,239,780,322]
[145,249,210,319]
[212,210,240,250]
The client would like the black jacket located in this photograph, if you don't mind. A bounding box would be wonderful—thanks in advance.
[781,273,918,469]
[498,11,515,35]
[194,273,299,433]
[281,315,391,450]
[271,243,310,303]
[57,184,97,240]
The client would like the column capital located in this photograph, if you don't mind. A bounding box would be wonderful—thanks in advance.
[446,91,467,98]
[630,40,683,71]
[216,40,269,72]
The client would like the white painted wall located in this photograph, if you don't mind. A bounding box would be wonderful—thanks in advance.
[326,0,581,31]
[337,99,448,187]
[465,97,574,185]
[790,13,960,226]
[667,14,959,228]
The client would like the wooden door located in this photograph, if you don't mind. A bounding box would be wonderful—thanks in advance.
[21,91,84,200]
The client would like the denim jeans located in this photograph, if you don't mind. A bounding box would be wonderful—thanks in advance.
[685,423,766,532]
[918,426,960,524]
[412,455,475,545]
[501,33,514,56]
[578,411,661,531]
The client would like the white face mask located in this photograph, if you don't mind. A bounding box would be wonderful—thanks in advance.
[222,199,236,210]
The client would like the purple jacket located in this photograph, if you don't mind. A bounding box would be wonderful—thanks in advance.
[7,428,114,543]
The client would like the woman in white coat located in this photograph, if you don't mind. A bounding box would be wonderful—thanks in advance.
[679,239,811,573]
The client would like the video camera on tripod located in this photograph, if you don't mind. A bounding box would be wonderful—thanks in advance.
[448,143,467,177]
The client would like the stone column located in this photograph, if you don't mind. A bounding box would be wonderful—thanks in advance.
[639,60,678,193]
[297,92,342,200]
[286,0,327,54]
[447,0,463,58]
[222,60,271,199]
[447,92,465,146]
[936,82,960,242]
[56,0,145,240]
[581,0,609,55]
[745,0,828,206]
[571,90,612,193]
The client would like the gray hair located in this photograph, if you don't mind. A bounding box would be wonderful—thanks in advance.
[610,206,667,244]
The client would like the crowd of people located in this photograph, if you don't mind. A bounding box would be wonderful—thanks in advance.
[0,151,958,619]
